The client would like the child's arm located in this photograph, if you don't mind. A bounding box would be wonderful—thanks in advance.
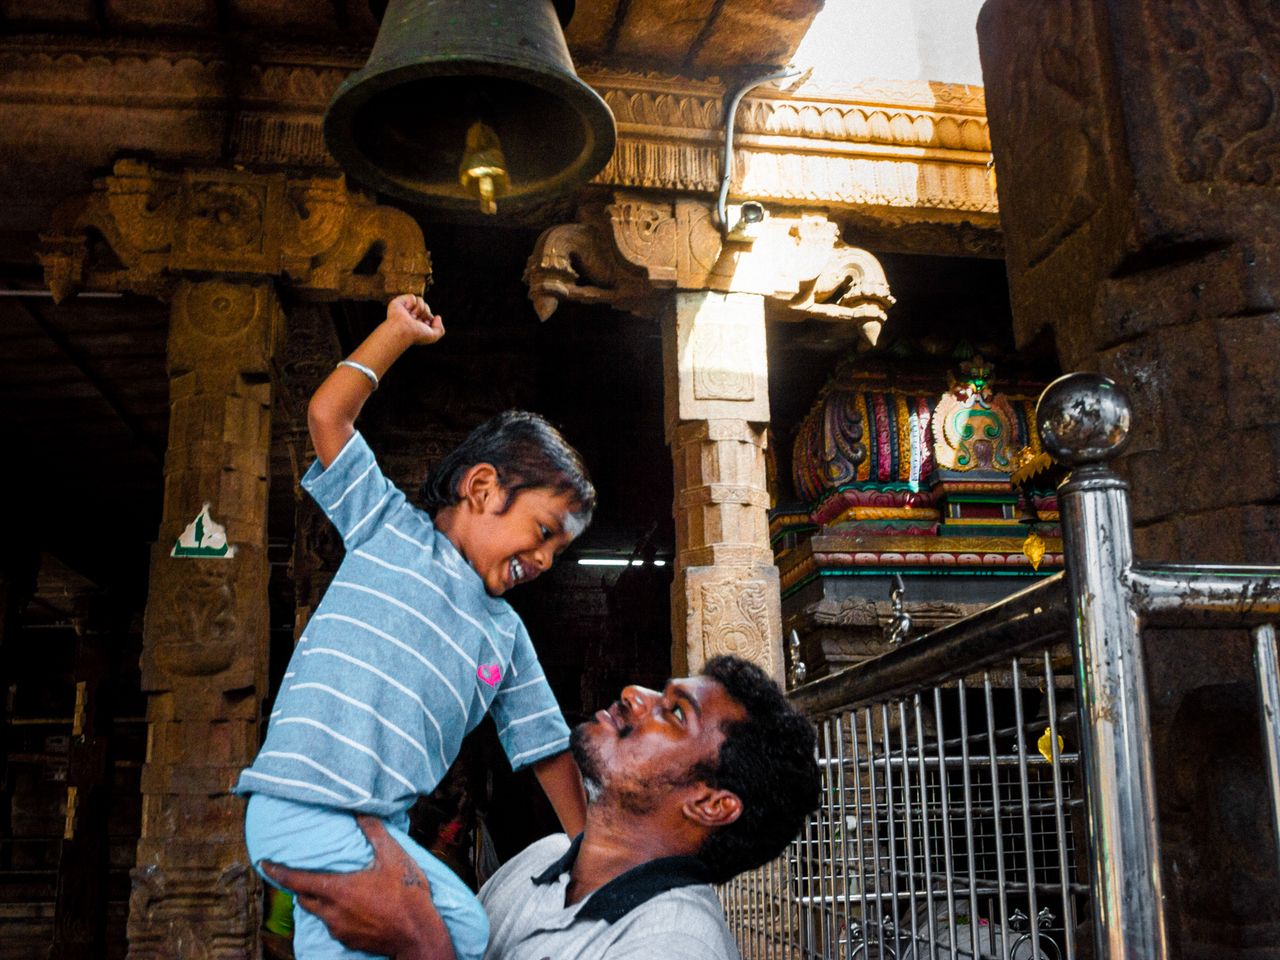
[309,294,444,468]
[533,750,587,837]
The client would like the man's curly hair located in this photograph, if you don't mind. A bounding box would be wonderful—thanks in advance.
[693,655,820,883]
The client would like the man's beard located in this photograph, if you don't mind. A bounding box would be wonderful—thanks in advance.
[570,722,608,805]
[569,721,704,816]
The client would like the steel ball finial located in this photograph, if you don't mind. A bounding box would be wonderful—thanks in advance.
[1036,372,1132,465]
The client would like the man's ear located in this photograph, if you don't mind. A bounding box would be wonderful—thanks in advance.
[458,463,501,512]
[682,787,742,829]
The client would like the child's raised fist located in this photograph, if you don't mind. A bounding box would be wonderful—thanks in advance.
[387,293,445,346]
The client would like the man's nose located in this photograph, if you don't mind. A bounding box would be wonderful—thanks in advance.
[619,685,658,716]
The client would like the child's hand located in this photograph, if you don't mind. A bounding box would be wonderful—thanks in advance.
[387,294,445,346]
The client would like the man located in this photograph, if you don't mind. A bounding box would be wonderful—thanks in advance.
[263,655,820,959]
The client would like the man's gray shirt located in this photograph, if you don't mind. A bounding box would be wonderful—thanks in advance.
[478,834,740,960]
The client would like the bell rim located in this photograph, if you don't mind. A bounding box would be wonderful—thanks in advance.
[323,59,617,213]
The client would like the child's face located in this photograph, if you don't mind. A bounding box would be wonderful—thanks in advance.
[463,486,583,596]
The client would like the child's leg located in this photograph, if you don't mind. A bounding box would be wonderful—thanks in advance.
[244,794,487,960]
[380,819,489,960]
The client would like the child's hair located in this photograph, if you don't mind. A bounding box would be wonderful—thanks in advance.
[420,410,596,524]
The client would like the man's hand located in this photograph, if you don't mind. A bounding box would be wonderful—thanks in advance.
[387,293,445,346]
[260,816,457,960]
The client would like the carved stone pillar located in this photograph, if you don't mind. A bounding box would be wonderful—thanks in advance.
[526,196,893,677]
[665,290,781,676]
[39,160,429,959]
[126,279,281,959]
[273,304,345,641]
[978,3,1280,955]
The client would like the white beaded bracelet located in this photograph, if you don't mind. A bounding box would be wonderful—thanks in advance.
[337,359,379,390]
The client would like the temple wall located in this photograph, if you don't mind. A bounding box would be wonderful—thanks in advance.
[978,1,1280,953]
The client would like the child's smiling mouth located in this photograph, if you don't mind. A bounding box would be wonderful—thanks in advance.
[508,556,531,586]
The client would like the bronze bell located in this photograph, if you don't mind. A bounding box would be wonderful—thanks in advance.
[325,0,616,216]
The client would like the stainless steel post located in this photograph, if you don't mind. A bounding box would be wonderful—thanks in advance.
[1253,623,1280,882]
[1038,373,1168,960]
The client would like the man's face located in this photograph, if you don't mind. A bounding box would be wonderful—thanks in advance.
[571,675,746,815]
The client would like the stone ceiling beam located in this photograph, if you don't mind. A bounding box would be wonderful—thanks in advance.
[684,0,823,74]
[585,68,997,229]
[0,38,996,252]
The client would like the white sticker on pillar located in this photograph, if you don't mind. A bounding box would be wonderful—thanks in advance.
[171,503,237,559]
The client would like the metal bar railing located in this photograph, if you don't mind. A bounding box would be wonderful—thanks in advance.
[723,372,1280,960]
[1257,624,1280,884]
[790,574,1070,718]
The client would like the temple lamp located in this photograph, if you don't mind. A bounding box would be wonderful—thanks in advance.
[324,0,616,216]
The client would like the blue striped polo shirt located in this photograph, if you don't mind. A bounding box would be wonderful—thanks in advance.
[235,431,572,817]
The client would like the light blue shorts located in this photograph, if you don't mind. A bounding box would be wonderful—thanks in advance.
[244,794,488,960]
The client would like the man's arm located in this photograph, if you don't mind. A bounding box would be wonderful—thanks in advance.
[260,816,456,960]
[532,750,586,837]
[309,294,443,467]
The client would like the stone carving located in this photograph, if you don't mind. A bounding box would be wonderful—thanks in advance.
[526,196,894,347]
[141,561,245,684]
[598,83,720,131]
[274,304,345,640]
[1155,1,1280,186]
[698,580,772,664]
[768,225,896,344]
[580,66,996,215]
[127,864,257,960]
[4,45,995,223]
[981,1,1105,265]
[39,160,430,303]
[583,66,992,153]
[691,317,755,401]
[836,215,1005,259]
[522,220,654,321]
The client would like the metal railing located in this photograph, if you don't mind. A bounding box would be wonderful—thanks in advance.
[723,373,1280,960]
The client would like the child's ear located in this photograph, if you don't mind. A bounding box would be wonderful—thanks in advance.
[681,787,742,830]
[458,463,502,512]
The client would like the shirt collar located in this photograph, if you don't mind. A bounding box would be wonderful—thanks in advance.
[532,833,713,924]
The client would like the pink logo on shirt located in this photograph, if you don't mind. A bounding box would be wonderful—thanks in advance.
[478,664,502,687]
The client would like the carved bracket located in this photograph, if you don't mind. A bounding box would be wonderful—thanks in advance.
[38,159,430,302]
[523,220,655,321]
[526,193,893,346]
[764,229,896,347]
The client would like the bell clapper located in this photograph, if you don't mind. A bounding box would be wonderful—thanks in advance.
[459,120,509,216]
[477,175,497,215]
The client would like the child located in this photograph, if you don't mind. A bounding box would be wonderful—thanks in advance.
[236,294,592,960]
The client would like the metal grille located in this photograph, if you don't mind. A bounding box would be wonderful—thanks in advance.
[724,650,1083,960]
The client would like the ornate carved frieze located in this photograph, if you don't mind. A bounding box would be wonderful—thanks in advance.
[39,159,429,302]
[581,67,998,220]
[127,863,257,960]
[1151,2,1280,189]
[0,41,995,229]
[0,40,359,175]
